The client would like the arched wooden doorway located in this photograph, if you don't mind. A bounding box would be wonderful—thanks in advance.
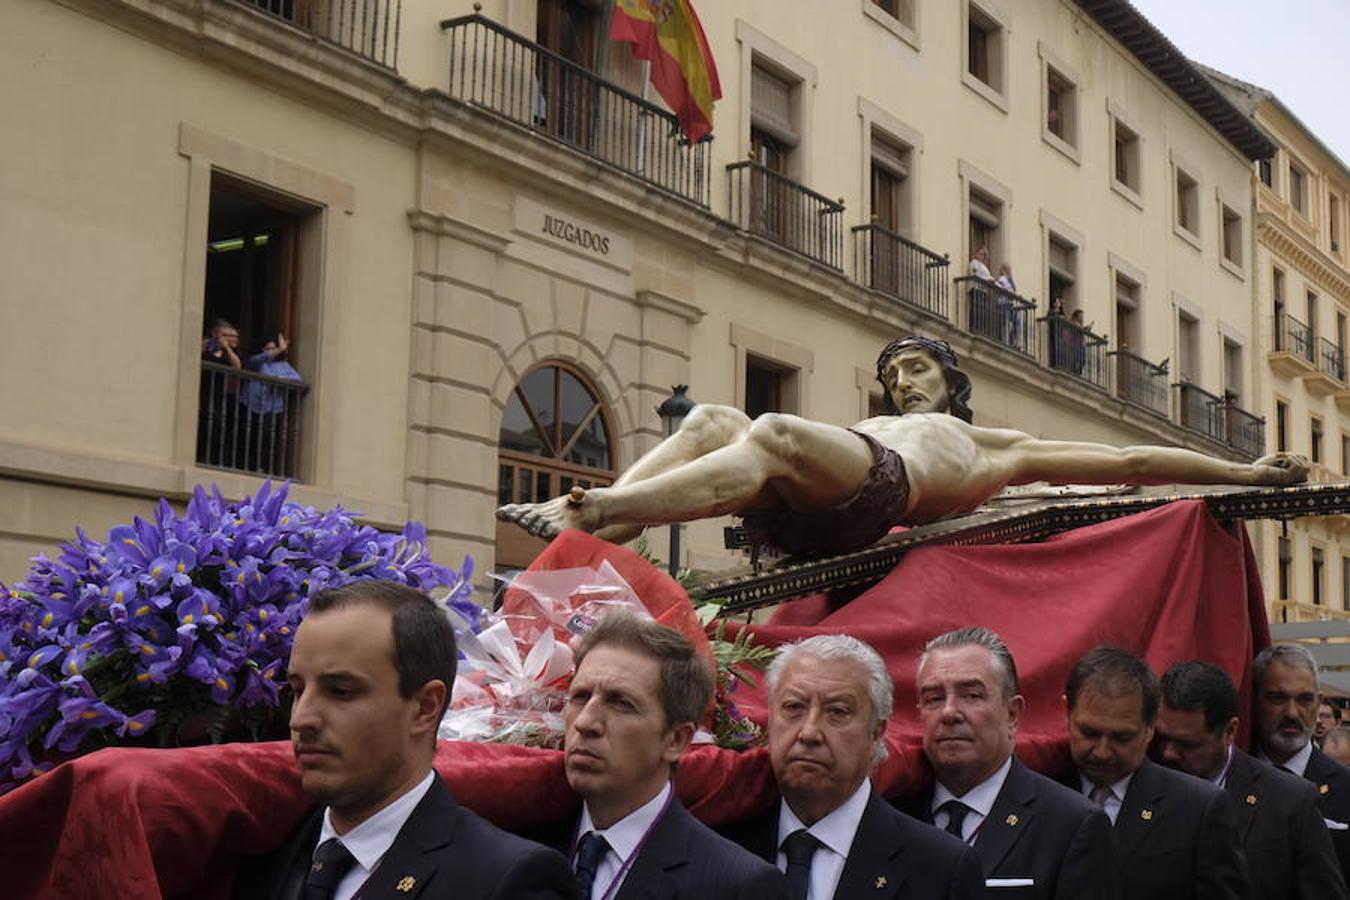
[494,362,617,571]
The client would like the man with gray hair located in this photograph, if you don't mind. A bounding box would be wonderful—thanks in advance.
[725,634,982,899]
[1253,642,1350,881]
[908,627,1115,899]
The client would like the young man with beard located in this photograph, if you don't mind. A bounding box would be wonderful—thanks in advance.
[1252,643,1350,883]
[235,579,575,900]
[1155,660,1345,900]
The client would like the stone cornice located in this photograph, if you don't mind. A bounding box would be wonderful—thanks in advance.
[1257,213,1350,303]
[406,210,511,253]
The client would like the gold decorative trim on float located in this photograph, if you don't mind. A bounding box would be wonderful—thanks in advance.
[705,482,1350,612]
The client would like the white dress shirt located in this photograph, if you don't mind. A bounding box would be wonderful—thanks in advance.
[931,755,1013,844]
[1212,744,1236,787]
[575,781,672,900]
[1258,739,1313,777]
[775,779,872,900]
[315,770,436,900]
[1079,772,1134,825]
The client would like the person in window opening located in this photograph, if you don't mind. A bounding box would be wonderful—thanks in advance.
[240,333,303,475]
[995,263,1018,347]
[1069,309,1088,376]
[968,247,995,340]
[198,318,244,468]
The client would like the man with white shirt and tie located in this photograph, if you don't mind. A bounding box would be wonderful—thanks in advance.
[726,634,982,900]
[234,579,576,900]
[1066,647,1251,900]
[909,627,1114,899]
[563,612,788,900]
[1154,660,1345,900]
[1251,642,1350,884]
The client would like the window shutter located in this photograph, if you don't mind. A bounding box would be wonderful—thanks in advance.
[751,63,798,147]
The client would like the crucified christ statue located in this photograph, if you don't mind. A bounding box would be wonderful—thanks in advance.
[498,336,1308,556]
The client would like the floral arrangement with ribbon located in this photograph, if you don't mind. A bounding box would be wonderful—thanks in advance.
[0,481,470,794]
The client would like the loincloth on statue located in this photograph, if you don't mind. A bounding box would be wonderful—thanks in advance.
[739,429,911,557]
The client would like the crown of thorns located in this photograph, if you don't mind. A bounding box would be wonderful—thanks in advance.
[875,335,959,377]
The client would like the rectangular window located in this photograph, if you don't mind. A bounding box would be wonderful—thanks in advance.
[750,62,797,173]
[870,131,913,235]
[1259,157,1273,189]
[1223,338,1243,405]
[745,354,796,418]
[968,186,1003,269]
[1046,66,1077,148]
[967,3,1004,94]
[1175,166,1199,235]
[1331,194,1342,252]
[1290,163,1308,216]
[1114,119,1141,194]
[1221,203,1243,267]
[869,0,913,26]
[1313,547,1325,607]
[1177,312,1199,382]
[1308,291,1320,342]
[1047,233,1077,307]
[198,172,314,479]
[1276,400,1289,452]
[1278,536,1292,601]
[1342,432,1349,476]
[1312,415,1325,464]
[1115,273,1141,351]
[1273,268,1286,350]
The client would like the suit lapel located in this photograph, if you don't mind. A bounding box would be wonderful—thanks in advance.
[1306,746,1342,811]
[833,791,908,900]
[1113,760,1165,867]
[358,777,457,900]
[1222,750,1261,843]
[614,800,689,900]
[974,759,1035,874]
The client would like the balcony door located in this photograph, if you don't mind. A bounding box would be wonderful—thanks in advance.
[495,361,616,571]
[536,0,603,147]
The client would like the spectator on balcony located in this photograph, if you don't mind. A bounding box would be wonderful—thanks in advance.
[995,262,1019,347]
[240,333,303,475]
[198,318,244,468]
[1317,701,1343,747]
[1069,309,1088,376]
[968,247,995,340]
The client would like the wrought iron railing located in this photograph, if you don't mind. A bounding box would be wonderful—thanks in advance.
[198,362,308,478]
[1041,315,1109,390]
[953,276,1036,357]
[1175,381,1225,442]
[440,15,711,207]
[1223,403,1265,460]
[1320,337,1346,382]
[1110,349,1169,416]
[852,224,949,317]
[237,0,401,68]
[727,161,845,269]
[1284,314,1314,363]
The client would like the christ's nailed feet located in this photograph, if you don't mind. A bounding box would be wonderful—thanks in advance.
[496,486,601,538]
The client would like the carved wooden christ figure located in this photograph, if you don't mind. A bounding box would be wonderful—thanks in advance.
[497,336,1308,556]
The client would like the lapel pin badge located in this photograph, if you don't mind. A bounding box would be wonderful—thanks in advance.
[1140,809,1153,821]
[1246,794,1257,805]
[311,862,324,873]
[1322,784,1331,795]
[396,876,416,893]
[875,875,887,889]
[1005,814,1019,826]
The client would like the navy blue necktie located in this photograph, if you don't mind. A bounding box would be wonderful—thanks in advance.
[302,838,357,900]
[782,828,822,900]
[940,799,971,841]
[574,831,610,900]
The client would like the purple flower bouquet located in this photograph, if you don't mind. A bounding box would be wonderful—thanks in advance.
[0,481,471,794]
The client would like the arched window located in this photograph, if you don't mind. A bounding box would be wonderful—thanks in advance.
[495,362,616,570]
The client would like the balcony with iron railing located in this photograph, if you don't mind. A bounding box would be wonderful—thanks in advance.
[1269,313,1317,378]
[852,224,949,317]
[198,362,309,479]
[1304,336,1347,396]
[1222,402,1265,460]
[1110,349,1169,417]
[1041,315,1109,390]
[726,161,845,269]
[1175,381,1226,443]
[953,277,1037,358]
[237,0,401,67]
[440,15,712,207]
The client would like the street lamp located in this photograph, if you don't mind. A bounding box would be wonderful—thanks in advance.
[655,385,697,576]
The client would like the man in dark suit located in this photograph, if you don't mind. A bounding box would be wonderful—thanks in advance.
[1067,647,1251,900]
[563,612,788,899]
[1252,643,1350,883]
[234,579,575,900]
[726,634,983,899]
[1153,660,1345,900]
[907,627,1114,899]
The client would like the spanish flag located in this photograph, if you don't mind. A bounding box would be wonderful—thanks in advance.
[611,0,722,143]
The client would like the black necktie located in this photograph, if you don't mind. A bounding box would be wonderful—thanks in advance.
[301,838,358,900]
[782,828,822,900]
[940,799,971,841]
[574,831,610,900]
